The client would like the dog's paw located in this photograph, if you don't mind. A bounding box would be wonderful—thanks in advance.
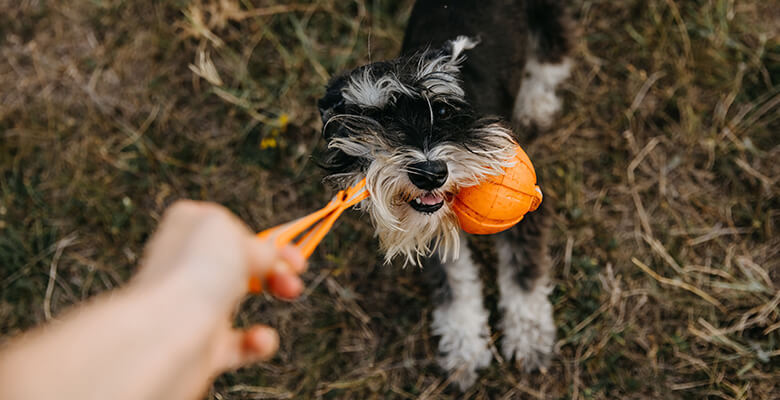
[501,312,555,371]
[499,287,556,372]
[432,304,493,390]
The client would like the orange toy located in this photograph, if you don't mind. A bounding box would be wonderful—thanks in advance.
[250,146,541,291]
[249,178,369,293]
[452,144,542,235]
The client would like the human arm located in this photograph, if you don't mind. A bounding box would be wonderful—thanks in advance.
[0,201,305,400]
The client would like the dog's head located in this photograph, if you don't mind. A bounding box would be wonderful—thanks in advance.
[317,36,516,265]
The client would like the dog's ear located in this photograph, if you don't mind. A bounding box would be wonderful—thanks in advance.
[412,36,479,97]
[318,74,347,125]
[444,35,479,62]
[316,74,360,175]
[318,74,349,141]
[425,35,479,65]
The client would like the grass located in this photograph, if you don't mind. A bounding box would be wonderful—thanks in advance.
[1,0,778,398]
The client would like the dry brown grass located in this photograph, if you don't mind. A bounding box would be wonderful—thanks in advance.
[1,0,778,399]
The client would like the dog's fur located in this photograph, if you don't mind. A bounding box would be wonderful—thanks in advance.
[317,0,572,389]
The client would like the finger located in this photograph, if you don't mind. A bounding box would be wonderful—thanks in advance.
[245,238,282,279]
[246,241,306,274]
[279,245,307,274]
[266,269,304,300]
[249,266,304,298]
[220,325,279,371]
[241,325,279,362]
[245,239,304,279]
[245,238,282,294]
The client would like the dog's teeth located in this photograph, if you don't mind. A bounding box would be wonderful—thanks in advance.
[415,198,422,204]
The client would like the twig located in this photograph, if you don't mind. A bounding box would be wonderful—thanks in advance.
[626,71,666,118]
[687,227,751,246]
[627,137,660,238]
[559,302,610,345]
[734,158,774,194]
[763,321,780,335]
[642,233,684,275]
[563,235,574,278]
[663,0,692,62]
[44,233,78,320]
[325,277,370,324]
[735,256,774,292]
[671,380,709,391]
[632,257,726,312]
[683,265,734,280]
[690,318,751,357]
[227,384,293,399]
[239,4,319,19]
[503,377,547,399]
[297,269,330,301]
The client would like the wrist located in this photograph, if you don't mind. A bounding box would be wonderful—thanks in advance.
[112,278,226,398]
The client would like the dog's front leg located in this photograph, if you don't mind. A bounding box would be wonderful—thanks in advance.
[495,204,556,371]
[426,233,492,390]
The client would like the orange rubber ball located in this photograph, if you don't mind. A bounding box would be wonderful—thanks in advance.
[452,144,542,235]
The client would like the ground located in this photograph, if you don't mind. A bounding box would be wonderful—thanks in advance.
[1,0,778,399]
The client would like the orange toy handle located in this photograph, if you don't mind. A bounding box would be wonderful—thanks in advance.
[248,178,369,293]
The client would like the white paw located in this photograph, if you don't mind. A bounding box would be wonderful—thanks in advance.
[513,57,572,128]
[432,302,493,390]
[499,286,556,371]
[514,89,561,129]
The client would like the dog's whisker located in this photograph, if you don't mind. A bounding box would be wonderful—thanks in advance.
[423,93,434,128]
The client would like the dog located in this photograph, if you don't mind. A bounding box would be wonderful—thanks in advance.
[317,0,572,389]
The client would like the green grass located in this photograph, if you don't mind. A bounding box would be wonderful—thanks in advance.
[1,0,778,398]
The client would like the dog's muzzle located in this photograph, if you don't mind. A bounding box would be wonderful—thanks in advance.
[407,160,448,213]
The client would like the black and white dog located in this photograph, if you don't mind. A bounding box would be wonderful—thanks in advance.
[317,0,572,389]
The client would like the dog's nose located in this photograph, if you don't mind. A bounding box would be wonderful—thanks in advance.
[407,160,448,190]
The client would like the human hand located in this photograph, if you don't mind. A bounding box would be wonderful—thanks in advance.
[0,200,306,400]
[133,200,306,372]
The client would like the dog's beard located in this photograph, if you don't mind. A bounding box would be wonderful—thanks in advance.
[327,122,516,265]
[364,149,460,266]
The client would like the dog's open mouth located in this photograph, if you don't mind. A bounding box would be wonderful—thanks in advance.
[409,192,445,213]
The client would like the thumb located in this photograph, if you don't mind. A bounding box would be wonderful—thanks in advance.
[219,325,279,371]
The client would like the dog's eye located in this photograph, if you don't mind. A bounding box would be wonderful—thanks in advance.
[435,105,448,118]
